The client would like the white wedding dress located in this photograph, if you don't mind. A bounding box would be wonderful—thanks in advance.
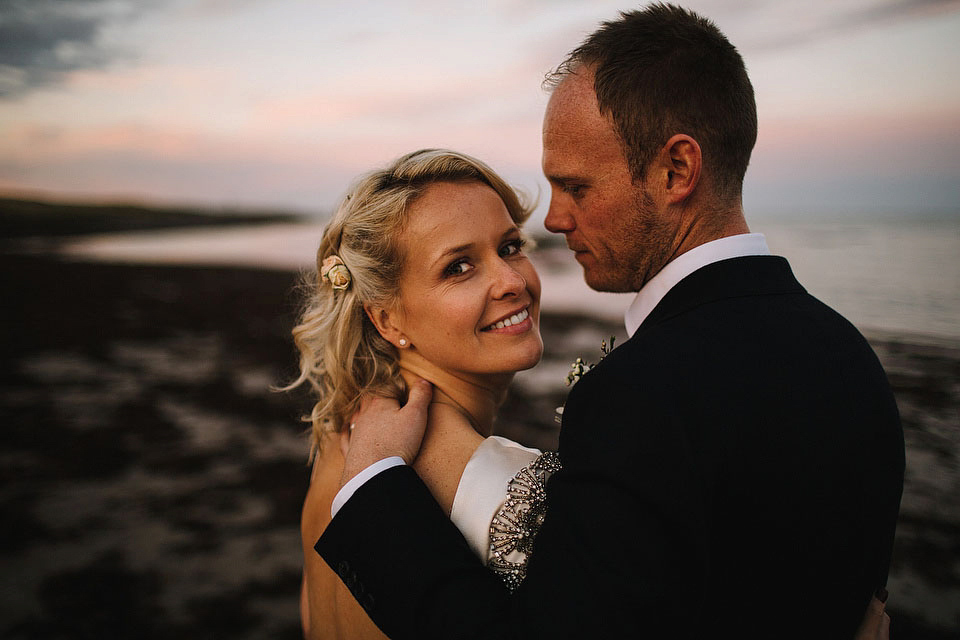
[449,436,560,590]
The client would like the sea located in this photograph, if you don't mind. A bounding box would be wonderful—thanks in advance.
[753,215,960,343]
[58,213,960,344]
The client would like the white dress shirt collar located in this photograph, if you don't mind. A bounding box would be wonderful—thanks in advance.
[624,233,771,337]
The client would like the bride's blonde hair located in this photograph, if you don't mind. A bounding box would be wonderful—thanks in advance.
[288,149,534,452]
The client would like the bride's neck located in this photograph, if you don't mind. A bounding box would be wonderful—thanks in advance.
[397,350,512,437]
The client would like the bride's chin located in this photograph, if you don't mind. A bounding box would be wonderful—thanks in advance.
[517,359,541,372]
[480,336,543,376]
[489,353,542,377]
[514,345,544,372]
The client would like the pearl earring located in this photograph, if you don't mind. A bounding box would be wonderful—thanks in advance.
[398,338,407,347]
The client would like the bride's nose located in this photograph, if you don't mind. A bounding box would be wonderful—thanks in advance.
[490,260,526,299]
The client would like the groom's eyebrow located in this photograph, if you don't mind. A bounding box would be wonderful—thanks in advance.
[545,172,575,185]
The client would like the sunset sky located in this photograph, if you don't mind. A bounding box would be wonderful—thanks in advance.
[1,0,958,221]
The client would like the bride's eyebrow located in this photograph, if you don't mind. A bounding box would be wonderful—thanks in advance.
[429,227,520,268]
[431,242,474,268]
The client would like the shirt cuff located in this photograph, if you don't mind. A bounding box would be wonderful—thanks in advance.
[330,456,406,518]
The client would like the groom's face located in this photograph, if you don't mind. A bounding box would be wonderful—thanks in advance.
[542,69,675,293]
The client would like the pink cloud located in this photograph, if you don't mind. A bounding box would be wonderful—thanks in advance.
[754,109,960,177]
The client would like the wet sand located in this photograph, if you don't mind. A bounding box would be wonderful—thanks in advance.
[1,254,957,639]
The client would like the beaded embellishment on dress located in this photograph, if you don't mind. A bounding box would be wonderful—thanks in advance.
[487,451,562,591]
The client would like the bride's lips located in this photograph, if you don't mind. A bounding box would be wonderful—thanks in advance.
[480,306,533,334]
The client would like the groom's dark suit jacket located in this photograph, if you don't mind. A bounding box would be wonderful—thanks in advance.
[317,256,904,639]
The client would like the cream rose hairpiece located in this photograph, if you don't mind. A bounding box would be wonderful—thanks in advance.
[321,255,351,290]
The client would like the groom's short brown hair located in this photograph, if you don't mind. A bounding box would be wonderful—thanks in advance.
[545,3,757,203]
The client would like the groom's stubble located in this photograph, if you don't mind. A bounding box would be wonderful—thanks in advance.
[586,182,674,294]
[621,184,675,292]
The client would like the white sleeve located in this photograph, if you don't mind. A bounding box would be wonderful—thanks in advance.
[330,456,406,518]
[449,436,540,563]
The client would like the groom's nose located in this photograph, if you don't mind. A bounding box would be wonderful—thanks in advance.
[544,193,576,234]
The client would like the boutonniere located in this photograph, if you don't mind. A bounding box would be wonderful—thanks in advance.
[555,336,615,423]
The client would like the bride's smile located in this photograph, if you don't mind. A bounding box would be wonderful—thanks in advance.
[481,306,531,333]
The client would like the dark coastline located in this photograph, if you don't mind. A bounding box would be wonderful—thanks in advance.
[0,197,305,240]
[1,254,957,639]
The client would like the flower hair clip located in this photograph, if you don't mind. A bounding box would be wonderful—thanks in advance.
[321,255,351,290]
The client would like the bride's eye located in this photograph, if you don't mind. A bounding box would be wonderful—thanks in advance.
[444,258,473,277]
[499,238,526,258]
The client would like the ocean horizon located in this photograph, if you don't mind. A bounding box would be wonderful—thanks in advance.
[54,212,960,344]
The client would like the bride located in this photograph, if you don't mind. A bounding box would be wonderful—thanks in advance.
[292,149,555,638]
[290,148,891,639]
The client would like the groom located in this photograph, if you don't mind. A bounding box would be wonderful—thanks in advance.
[317,4,904,638]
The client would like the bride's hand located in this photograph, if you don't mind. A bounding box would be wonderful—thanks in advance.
[853,591,890,640]
[338,379,433,489]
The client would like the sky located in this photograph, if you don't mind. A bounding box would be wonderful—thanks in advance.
[1,0,958,222]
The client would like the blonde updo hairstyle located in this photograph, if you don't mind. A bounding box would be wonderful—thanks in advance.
[289,149,534,452]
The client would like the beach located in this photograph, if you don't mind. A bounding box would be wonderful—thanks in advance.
[1,233,958,637]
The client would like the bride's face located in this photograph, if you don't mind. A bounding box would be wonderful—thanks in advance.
[391,180,543,378]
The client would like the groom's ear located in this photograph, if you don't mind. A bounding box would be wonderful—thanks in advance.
[363,303,405,348]
[655,133,701,205]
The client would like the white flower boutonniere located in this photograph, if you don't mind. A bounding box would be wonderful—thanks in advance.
[555,336,615,423]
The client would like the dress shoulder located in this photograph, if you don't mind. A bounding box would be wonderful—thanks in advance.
[488,450,561,591]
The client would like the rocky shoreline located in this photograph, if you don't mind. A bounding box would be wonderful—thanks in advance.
[1,255,957,638]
